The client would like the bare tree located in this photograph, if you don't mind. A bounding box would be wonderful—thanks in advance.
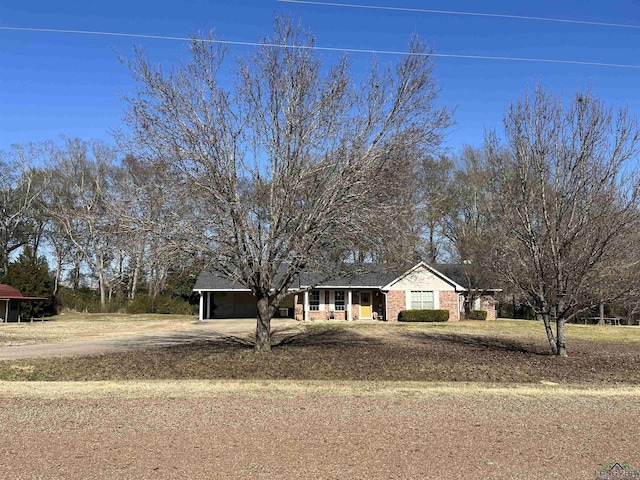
[0,143,50,278]
[122,18,451,351]
[45,138,120,309]
[482,86,640,356]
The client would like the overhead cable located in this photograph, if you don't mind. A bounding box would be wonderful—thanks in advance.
[2,26,639,69]
[276,0,640,30]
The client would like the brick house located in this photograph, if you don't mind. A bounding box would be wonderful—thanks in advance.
[194,262,499,322]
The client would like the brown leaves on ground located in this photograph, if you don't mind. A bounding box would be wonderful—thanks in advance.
[2,321,640,384]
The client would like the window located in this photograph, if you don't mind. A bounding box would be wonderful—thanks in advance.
[309,290,320,311]
[411,291,434,310]
[334,290,345,311]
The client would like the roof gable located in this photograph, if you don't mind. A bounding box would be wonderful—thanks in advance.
[382,262,466,292]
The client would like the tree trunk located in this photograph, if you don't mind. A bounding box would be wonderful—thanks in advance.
[540,313,558,354]
[98,254,106,311]
[53,253,62,296]
[556,317,567,357]
[255,296,272,352]
[130,244,144,299]
[598,301,605,325]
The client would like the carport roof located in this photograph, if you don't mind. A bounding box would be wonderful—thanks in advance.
[0,284,48,301]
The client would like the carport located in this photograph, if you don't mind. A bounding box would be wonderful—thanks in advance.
[199,290,259,319]
[0,284,48,323]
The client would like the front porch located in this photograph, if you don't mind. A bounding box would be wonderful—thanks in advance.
[294,289,386,321]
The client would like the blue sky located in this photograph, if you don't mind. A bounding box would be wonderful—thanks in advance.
[2,0,640,155]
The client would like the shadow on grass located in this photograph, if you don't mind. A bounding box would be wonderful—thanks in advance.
[105,330,256,352]
[396,330,551,355]
[272,325,384,349]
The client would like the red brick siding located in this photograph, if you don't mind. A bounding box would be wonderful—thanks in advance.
[439,291,460,322]
[386,291,406,322]
[480,295,497,320]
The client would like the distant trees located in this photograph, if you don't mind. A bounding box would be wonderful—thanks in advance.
[122,17,452,351]
[0,143,49,280]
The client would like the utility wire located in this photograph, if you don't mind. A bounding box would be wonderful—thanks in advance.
[276,0,640,30]
[2,25,640,69]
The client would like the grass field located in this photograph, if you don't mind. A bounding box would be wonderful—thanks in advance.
[0,312,197,347]
[2,318,639,384]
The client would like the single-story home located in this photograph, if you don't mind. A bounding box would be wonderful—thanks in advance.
[0,284,48,323]
[194,262,499,322]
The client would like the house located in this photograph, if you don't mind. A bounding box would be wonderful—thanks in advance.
[0,284,48,323]
[194,262,498,322]
[435,264,501,320]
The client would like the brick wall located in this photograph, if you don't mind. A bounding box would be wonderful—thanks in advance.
[439,291,460,322]
[480,295,497,320]
[386,291,406,322]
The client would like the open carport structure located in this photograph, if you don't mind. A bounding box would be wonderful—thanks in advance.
[0,284,48,322]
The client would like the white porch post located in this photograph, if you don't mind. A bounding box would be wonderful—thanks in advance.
[347,291,353,321]
[304,291,309,321]
[199,292,204,321]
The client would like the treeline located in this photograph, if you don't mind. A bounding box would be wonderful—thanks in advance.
[0,134,493,316]
[0,138,202,315]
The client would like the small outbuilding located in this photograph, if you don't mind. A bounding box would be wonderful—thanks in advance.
[0,284,48,323]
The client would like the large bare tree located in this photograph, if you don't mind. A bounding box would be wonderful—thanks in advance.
[122,18,451,351]
[482,86,640,356]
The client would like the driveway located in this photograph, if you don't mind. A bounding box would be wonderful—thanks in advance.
[0,318,300,360]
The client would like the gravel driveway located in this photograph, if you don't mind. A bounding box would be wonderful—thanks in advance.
[0,319,300,360]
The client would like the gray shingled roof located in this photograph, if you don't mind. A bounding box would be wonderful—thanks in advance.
[194,264,403,290]
[193,270,250,290]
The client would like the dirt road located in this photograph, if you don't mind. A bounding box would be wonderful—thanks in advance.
[1,382,638,479]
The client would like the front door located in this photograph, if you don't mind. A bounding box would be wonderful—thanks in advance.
[360,291,372,319]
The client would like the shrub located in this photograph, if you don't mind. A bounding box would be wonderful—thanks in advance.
[467,310,488,321]
[398,309,449,322]
[126,293,198,315]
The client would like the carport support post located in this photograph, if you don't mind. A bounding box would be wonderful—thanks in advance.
[303,291,309,321]
[199,293,204,321]
[347,291,352,321]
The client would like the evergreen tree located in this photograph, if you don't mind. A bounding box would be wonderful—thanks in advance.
[5,246,55,318]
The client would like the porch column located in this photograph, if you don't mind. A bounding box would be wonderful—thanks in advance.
[4,301,8,323]
[304,291,309,321]
[347,291,352,321]
[199,293,204,321]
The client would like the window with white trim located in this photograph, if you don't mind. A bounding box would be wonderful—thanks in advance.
[309,290,320,311]
[411,291,434,310]
[334,290,345,311]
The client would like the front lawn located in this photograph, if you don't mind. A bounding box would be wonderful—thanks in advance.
[2,319,640,384]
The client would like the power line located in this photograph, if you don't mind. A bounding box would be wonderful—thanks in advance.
[276,0,640,30]
[2,25,640,69]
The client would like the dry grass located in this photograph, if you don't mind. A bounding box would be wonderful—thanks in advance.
[0,312,197,346]
[1,379,639,399]
[2,318,640,384]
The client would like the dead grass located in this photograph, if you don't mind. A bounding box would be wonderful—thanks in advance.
[2,319,640,384]
[0,312,197,346]
[1,379,639,399]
